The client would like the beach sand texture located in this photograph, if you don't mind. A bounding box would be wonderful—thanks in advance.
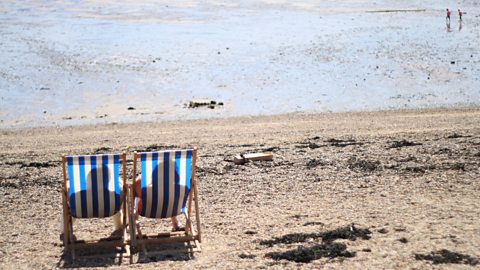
[1,108,480,268]
[1,0,480,269]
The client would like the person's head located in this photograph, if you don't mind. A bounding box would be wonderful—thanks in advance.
[446,8,449,11]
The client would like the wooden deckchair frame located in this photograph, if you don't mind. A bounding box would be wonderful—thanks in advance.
[130,148,202,255]
[61,153,130,261]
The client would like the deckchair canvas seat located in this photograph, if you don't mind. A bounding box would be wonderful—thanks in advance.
[66,155,122,218]
[130,149,201,255]
[61,153,129,260]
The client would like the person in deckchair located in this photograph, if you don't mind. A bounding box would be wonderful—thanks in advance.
[134,175,183,231]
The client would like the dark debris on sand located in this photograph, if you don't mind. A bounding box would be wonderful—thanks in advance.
[261,224,372,263]
[346,156,380,172]
[415,249,479,265]
[388,140,422,149]
[266,242,355,263]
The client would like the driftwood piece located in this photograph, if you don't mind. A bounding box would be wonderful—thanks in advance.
[234,153,274,165]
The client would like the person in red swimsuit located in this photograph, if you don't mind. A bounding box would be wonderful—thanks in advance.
[458,9,462,21]
[446,8,451,24]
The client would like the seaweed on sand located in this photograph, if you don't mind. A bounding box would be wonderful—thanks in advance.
[266,242,355,263]
[415,249,479,265]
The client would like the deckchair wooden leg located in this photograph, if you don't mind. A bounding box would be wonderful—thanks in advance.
[195,240,202,251]
[68,216,76,260]
[193,184,202,243]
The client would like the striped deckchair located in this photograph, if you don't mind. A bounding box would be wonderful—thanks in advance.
[61,153,129,259]
[130,148,201,254]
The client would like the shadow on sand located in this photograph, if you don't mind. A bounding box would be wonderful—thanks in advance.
[261,224,371,263]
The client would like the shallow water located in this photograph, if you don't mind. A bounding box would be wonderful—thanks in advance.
[1,1,479,128]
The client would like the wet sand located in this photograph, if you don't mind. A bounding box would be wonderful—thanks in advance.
[1,107,479,269]
[1,0,480,128]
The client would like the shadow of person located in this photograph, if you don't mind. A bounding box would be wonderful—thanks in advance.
[68,165,122,219]
[458,20,462,32]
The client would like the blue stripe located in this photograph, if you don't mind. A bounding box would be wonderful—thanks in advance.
[172,151,181,216]
[181,150,193,213]
[102,155,110,216]
[161,152,170,218]
[90,156,99,217]
[141,153,147,217]
[113,154,120,213]
[150,153,159,218]
[79,156,87,218]
[67,157,77,217]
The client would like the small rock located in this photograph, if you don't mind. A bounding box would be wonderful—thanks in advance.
[450,61,455,64]
[239,253,256,259]
[398,237,408,243]
[127,107,136,110]
[377,228,388,234]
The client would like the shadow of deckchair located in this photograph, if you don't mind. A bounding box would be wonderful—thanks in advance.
[136,241,196,263]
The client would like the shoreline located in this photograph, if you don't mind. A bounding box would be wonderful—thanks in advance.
[2,105,479,132]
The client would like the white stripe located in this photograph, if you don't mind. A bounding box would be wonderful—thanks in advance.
[145,153,152,217]
[177,151,187,215]
[155,153,164,218]
[167,153,175,217]
[84,156,93,218]
[96,156,105,217]
[108,155,115,216]
[73,157,82,218]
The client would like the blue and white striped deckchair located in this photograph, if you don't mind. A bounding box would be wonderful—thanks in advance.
[130,149,201,252]
[61,153,128,258]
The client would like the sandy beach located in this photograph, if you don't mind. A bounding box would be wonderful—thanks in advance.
[1,108,480,269]
[1,0,480,269]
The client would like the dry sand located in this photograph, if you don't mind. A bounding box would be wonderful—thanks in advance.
[1,107,479,269]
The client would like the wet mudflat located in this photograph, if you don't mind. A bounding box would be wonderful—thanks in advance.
[1,0,480,128]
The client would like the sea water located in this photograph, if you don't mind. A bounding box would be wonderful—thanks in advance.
[1,1,479,128]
